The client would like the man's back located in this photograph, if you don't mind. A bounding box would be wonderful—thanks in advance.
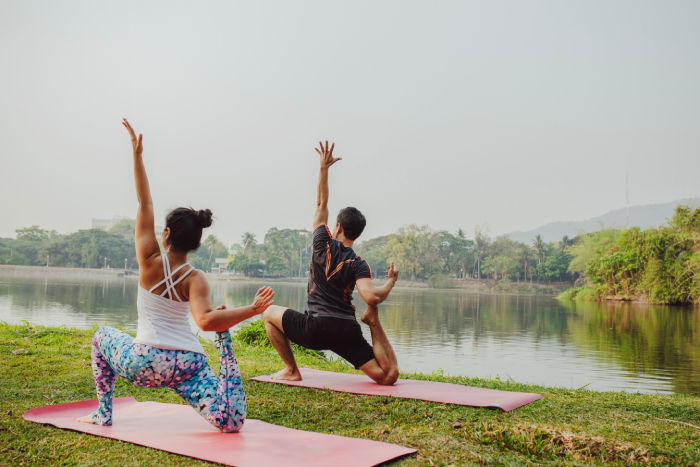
[307,224,372,320]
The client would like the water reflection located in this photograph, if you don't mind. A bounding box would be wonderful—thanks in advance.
[1,270,697,394]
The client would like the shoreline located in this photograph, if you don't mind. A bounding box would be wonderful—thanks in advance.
[0,264,569,294]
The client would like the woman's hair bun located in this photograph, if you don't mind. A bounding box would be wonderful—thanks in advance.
[195,209,213,228]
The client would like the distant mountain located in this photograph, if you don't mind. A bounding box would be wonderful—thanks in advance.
[506,198,700,244]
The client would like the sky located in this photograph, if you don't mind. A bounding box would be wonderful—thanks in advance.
[1,1,699,246]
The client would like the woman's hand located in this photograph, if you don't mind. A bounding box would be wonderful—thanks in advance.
[251,287,275,315]
[122,118,143,156]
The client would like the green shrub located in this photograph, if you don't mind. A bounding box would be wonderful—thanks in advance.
[557,286,598,301]
[558,287,580,300]
[428,273,454,289]
[234,319,325,359]
[576,285,598,301]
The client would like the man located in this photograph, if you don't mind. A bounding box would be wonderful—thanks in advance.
[263,141,399,385]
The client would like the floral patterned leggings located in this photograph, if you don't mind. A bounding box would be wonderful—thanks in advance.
[90,326,246,433]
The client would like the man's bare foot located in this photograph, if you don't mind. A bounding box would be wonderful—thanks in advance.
[270,367,302,381]
[76,414,94,424]
[361,306,379,326]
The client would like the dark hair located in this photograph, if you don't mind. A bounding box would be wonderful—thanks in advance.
[336,207,366,241]
[164,207,213,253]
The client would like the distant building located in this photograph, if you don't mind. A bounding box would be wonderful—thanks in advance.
[92,218,120,231]
[211,258,229,274]
[92,218,163,233]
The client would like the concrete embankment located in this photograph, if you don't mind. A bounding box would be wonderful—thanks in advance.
[0,264,137,277]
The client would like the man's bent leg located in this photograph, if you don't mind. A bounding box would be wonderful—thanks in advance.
[359,305,399,385]
[263,305,301,381]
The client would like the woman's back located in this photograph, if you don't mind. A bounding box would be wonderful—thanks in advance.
[133,253,204,354]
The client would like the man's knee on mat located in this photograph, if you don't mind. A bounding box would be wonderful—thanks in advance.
[361,360,399,386]
[377,367,399,386]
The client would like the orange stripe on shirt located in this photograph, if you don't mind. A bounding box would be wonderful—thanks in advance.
[360,258,373,279]
[325,243,331,277]
[327,259,355,281]
[321,224,333,238]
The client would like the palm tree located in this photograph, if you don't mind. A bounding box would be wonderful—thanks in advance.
[455,228,468,279]
[203,235,219,270]
[558,235,574,253]
[532,235,546,281]
[519,245,533,284]
[473,224,491,282]
[241,232,257,260]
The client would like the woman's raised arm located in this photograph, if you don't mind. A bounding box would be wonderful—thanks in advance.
[123,119,160,264]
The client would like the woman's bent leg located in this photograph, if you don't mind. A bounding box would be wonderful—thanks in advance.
[89,326,134,425]
[172,330,247,433]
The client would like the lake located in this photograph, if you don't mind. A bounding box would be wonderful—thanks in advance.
[1,269,698,395]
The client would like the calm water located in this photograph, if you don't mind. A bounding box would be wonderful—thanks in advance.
[2,270,698,395]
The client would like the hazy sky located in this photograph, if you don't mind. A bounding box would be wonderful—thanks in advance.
[1,1,698,246]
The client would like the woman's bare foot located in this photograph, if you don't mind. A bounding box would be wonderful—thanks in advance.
[270,367,302,381]
[76,414,94,424]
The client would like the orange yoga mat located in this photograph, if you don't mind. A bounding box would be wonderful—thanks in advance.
[252,368,543,412]
[24,397,416,467]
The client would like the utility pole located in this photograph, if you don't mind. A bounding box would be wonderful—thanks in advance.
[104,257,107,269]
[125,258,128,270]
[626,170,629,225]
[46,255,49,267]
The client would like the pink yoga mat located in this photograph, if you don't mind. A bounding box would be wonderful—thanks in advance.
[24,397,416,467]
[251,368,542,412]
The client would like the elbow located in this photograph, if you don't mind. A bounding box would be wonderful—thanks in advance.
[196,315,216,333]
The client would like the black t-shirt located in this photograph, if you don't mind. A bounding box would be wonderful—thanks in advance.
[306,224,373,320]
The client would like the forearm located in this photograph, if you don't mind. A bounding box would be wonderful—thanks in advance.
[361,277,396,306]
[373,278,396,304]
[317,168,329,207]
[133,154,153,209]
[199,305,260,332]
[313,167,330,229]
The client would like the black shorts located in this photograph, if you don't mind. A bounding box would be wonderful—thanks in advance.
[282,309,375,369]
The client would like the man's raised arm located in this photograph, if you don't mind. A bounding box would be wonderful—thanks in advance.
[312,140,341,231]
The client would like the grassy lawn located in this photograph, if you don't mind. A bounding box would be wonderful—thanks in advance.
[1,322,699,466]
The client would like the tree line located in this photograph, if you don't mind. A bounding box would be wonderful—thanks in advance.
[563,204,700,305]
[0,222,135,269]
[0,220,580,285]
[353,224,576,286]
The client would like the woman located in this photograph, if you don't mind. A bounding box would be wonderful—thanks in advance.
[77,119,274,433]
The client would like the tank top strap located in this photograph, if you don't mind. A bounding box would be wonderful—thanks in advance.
[166,265,195,301]
[160,255,193,302]
[147,254,192,302]
[148,253,172,294]
[163,253,175,300]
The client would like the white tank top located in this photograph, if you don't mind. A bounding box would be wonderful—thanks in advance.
[133,254,205,355]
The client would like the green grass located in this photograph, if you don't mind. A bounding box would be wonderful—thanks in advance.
[1,322,699,466]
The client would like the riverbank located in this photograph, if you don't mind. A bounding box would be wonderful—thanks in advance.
[557,285,700,306]
[204,274,570,294]
[0,265,569,295]
[0,264,137,277]
[2,323,698,466]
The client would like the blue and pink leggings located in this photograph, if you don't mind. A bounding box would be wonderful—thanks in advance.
[90,326,246,433]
